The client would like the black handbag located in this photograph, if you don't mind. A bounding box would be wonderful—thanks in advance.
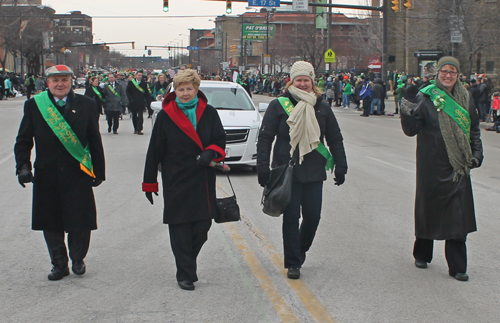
[215,173,240,223]
[261,152,297,217]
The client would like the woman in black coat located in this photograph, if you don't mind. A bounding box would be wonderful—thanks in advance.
[142,69,226,291]
[257,61,348,280]
[401,56,483,281]
[84,76,106,118]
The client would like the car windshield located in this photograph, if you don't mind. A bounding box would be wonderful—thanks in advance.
[201,86,254,110]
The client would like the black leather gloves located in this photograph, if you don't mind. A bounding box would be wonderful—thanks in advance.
[18,165,33,188]
[145,192,158,205]
[334,171,345,186]
[258,171,270,187]
[92,178,103,187]
[404,85,420,103]
[197,150,215,166]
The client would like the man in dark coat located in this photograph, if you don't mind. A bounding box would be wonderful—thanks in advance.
[14,65,105,281]
[103,72,128,134]
[126,70,150,135]
[400,57,483,281]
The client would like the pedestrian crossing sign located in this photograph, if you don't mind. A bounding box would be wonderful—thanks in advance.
[324,49,336,63]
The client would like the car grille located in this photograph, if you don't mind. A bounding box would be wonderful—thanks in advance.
[225,128,249,144]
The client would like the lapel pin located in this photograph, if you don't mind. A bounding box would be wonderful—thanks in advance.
[72,110,76,113]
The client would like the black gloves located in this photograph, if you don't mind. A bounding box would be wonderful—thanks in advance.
[334,171,345,186]
[404,85,420,103]
[145,192,159,205]
[18,165,33,188]
[258,171,270,187]
[197,150,215,167]
[92,178,103,187]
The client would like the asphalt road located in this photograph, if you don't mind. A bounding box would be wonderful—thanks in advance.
[1,91,499,323]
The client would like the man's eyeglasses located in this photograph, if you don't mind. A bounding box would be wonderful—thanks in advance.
[439,70,458,76]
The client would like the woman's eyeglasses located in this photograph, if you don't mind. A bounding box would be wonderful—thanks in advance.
[439,70,458,76]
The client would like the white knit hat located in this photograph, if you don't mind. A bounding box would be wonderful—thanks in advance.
[290,61,315,81]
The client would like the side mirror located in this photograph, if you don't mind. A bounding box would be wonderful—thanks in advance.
[259,102,269,112]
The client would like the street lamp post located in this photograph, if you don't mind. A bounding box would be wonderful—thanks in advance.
[175,38,183,66]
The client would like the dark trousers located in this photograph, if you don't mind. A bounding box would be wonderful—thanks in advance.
[106,111,120,132]
[413,237,467,275]
[282,181,323,268]
[362,98,371,116]
[43,230,91,268]
[131,108,144,132]
[169,220,212,282]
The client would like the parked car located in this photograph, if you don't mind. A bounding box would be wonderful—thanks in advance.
[151,81,262,168]
[76,77,86,88]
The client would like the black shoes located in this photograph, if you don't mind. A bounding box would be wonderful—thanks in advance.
[287,268,300,279]
[178,280,195,290]
[415,260,428,269]
[48,266,70,281]
[113,131,118,134]
[451,273,469,281]
[72,260,86,275]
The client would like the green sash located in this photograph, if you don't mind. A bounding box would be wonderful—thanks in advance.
[147,83,152,94]
[420,84,471,140]
[132,79,145,93]
[108,84,121,99]
[278,97,335,172]
[33,92,95,178]
[92,86,105,102]
[158,87,165,95]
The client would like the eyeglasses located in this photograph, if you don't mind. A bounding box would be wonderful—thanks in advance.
[439,70,458,76]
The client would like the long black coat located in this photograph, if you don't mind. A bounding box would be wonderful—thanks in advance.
[257,91,348,183]
[14,91,106,232]
[84,85,106,117]
[143,91,226,225]
[401,92,483,240]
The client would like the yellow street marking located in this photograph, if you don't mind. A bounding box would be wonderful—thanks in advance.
[241,216,337,323]
[225,222,299,323]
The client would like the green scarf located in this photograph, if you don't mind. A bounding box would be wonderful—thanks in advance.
[176,96,199,130]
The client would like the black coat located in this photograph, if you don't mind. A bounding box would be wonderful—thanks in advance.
[401,92,483,240]
[143,91,226,225]
[14,91,105,232]
[84,85,106,117]
[257,91,347,183]
[127,79,150,111]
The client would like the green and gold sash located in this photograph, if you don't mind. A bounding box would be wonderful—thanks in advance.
[278,97,335,172]
[107,84,120,98]
[420,84,471,140]
[33,92,95,178]
[132,79,145,93]
[92,86,105,102]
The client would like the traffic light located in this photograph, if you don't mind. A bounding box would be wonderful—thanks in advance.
[168,46,171,53]
[148,49,152,56]
[60,47,66,53]
[230,45,236,52]
[404,0,412,9]
[163,0,169,12]
[226,1,232,14]
[388,55,395,63]
[391,0,399,12]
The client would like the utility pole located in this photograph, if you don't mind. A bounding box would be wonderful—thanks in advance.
[382,0,388,82]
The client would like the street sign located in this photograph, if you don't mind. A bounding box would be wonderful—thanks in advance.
[187,46,200,51]
[292,0,309,11]
[264,54,271,65]
[451,31,462,43]
[243,24,276,40]
[248,0,280,7]
[187,64,192,68]
[324,49,336,63]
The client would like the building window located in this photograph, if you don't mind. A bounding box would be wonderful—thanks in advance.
[486,61,495,72]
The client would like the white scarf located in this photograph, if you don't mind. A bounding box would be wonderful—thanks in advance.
[286,85,321,164]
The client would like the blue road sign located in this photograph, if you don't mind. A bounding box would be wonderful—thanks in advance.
[187,46,200,51]
[248,0,280,7]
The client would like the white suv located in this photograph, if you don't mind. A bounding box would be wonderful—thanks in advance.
[151,81,261,169]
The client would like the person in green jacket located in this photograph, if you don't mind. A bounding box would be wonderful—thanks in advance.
[394,79,405,114]
[342,75,352,109]
[317,76,326,100]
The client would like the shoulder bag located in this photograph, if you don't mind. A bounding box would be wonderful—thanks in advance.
[215,172,240,223]
[261,149,298,217]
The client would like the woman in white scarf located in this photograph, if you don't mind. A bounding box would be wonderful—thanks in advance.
[257,61,348,280]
